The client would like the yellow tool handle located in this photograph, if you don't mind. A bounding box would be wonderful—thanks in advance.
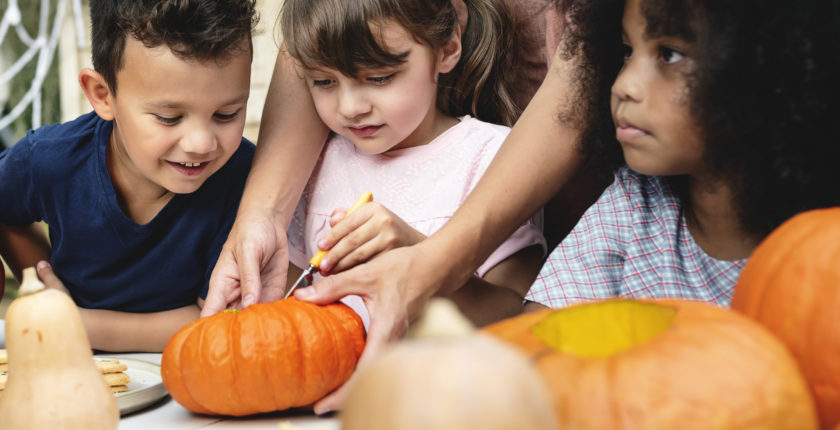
[308,191,374,268]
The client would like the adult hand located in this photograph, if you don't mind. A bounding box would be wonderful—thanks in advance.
[294,243,452,414]
[201,208,290,316]
[317,202,426,275]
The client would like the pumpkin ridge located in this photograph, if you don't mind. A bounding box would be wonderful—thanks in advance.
[328,304,360,389]
[304,303,342,401]
[280,300,307,408]
[162,319,211,415]
[262,301,291,411]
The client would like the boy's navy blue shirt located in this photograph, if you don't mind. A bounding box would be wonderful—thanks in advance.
[0,111,254,312]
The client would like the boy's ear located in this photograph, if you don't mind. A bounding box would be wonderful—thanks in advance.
[78,68,115,121]
[437,25,462,74]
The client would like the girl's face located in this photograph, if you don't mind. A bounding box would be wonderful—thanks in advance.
[303,21,460,154]
[611,0,704,177]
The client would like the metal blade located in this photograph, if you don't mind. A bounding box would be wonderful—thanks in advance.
[284,266,313,299]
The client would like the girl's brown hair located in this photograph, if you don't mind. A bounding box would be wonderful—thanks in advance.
[281,0,519,126]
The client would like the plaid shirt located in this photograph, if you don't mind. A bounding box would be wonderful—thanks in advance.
[526,166,745,308]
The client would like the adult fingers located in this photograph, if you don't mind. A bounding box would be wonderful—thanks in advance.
[236,243,264,308]
[203,251,239,317]
[294,266,365,305]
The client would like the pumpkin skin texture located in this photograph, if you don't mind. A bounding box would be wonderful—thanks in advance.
[484,299,818,429]
[161,298,365,416]
[732,207,840,429]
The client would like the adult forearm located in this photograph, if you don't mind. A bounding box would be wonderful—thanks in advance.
[424,48,585,292]
[240,47,329,228]
[79,305,200,352]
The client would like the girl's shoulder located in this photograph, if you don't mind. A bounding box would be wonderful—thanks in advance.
[609,166,678,211]
[455,115,511,141]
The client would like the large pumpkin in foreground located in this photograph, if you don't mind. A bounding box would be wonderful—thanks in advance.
[732,207,840,429]
[161,298,365,416]
[484,299,817,429]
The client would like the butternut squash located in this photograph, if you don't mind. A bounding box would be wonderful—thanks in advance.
[341,299,557,430]
[0,267,119,429]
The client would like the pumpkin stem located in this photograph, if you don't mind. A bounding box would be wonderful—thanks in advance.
[532,300,676,358]
[18,267,46,296]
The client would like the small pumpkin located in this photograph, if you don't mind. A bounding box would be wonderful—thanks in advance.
[732,207,840,429]
[341,298,557,430]
[161,297,365,416]
[484,299,817,429]
[0,267,119,429]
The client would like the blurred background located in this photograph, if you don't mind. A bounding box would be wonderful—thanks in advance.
[1,0,284,315]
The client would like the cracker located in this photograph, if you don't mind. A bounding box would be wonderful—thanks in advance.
[103,372,130,387]
[0,357,129,390]
[111,384,129,393]
[95,359,128,374]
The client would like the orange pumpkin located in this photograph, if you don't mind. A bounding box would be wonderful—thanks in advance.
[484,299,817,429]
[161,298,365,416]
[732,207,840,429]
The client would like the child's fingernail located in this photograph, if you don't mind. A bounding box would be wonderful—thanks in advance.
[317,239,328,249]
[296,288,314,298]
[37,261,50,270]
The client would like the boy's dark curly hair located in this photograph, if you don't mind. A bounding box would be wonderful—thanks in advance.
[554,0,840,236]
[90,0,258,93]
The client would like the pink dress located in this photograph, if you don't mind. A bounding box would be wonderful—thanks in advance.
[289,116,546,327]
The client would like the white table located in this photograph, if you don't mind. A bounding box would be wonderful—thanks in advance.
[112,353,340,430]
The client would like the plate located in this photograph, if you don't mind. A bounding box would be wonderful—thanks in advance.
[95,356,169,415]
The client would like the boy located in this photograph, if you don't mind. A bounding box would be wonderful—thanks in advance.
[0,0,258,352]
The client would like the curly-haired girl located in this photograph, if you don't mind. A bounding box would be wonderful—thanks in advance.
[527,0,840,308]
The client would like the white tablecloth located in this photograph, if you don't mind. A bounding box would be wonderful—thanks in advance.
[113,353,340,430]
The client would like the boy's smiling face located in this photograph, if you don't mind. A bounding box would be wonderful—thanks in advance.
[105,37,250,201]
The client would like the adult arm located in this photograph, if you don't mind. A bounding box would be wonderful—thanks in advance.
[0,222,51,281]
[298,46,607,414]
[202,46,329,316]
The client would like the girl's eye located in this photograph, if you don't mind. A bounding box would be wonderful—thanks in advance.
[367,74,394,85]
[154,114,180,125]
[622,43,633,60]
[214,110,240,121]
[659,47,685,64]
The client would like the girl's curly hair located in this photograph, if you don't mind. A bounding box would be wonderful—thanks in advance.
[555,0,840,236]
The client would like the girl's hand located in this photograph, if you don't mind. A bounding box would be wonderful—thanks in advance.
[317,202,427,274]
